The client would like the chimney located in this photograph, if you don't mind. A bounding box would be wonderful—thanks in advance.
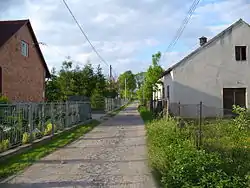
[199,36,207,46]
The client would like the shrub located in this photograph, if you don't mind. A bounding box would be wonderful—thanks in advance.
[44,123,56,136]
[146,116,248,187]
[22,132,30,144]
[0,139,10,152]
[0,95,9,104]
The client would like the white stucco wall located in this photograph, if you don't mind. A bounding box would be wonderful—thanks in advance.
[152,83,162,100]
[163,72,174,101]
[169,22,250,117]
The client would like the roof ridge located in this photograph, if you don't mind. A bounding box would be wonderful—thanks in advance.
[0,19,29,24]
[161,18,249,77]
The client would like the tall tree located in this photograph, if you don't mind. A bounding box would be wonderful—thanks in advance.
[118,70,136,98]
[137,51,164,104]
[135,72,145,89]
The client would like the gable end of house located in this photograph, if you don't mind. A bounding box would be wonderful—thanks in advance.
[161,18,250,78]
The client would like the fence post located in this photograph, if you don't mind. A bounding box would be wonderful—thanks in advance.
[28,103,33,143]
[50,103,55,136]
[65,101,69,128]
[166,98,169,119]
[41,103,45,133]
[198,101,202,149]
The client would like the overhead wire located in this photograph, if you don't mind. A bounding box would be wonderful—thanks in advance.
[160,0,202,64]
[62,0,109,67]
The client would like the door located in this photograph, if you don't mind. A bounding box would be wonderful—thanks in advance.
[223,88,246,115]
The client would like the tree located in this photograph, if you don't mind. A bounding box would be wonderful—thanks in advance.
[137,51,164,104]
[118,70,136,98]
[135,72,145,89]
[45,60,109,103]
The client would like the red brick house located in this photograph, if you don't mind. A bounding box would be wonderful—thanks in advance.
[0,19,50,102]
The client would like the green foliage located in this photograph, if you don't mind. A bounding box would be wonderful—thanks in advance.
[137,51,164,103]
[118,70,136,98]
[0,95,9,104]
[22,132,30,144]
[135,72,145,89]
[141,108,249,187]
[45,60,110,102]
[0,139,10,152]
[44,123,56,136]
[91,88,105,110]
[232,105,250,130]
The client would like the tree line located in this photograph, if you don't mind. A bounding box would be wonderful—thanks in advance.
[46,51,164,108]
[45,60,118,109]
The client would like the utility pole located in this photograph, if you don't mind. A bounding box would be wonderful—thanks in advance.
[109,65,113,91]
[109,65,112,82]
[125,77,127,100]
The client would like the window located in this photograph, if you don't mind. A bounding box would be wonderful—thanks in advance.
[167,85,170,99]
[235,46,246,61]
[21,41,28,57]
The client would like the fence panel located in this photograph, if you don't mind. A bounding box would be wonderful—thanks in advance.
[0,101,92,153]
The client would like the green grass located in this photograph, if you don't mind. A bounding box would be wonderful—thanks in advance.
[138,105,154,124]
[0,120,100,180]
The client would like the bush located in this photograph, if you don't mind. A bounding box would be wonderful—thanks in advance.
[91,89,105,110]
[44,123,56,136]
[0,95,9,104]
[146,116,248,187]
[0,139,10,152]
[22,132,30,144]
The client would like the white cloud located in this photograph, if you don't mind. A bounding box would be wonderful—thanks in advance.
[0,0,250,75]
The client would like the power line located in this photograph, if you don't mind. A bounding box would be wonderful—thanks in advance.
[62,0,109,67]
[160,0,202,64]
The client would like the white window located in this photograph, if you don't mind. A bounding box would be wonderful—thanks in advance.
[21,41,28,57]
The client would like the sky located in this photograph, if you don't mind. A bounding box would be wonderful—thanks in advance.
[0,0,250,77]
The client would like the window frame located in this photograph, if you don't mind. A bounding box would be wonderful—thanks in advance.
[235,46,247,61]
[21,40,29,57]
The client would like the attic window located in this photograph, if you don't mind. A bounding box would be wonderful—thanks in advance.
[235,46,246,61]
[21,41,28,57]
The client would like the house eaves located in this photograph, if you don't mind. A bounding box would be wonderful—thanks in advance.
[161,18,250,78]
[0,19,51,78]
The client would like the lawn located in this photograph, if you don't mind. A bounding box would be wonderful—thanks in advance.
[0,120,100,180]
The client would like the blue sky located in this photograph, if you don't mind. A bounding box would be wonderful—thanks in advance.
[0,0,250,77]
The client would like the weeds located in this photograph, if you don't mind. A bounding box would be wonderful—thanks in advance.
[139,106,250,187]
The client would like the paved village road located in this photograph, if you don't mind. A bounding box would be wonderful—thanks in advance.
[1,102,157,188]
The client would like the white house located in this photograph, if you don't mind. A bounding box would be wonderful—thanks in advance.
[160,18,250,118]
[152,77,164,100]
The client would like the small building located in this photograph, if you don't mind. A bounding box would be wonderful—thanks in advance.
[160,18,250,118]
[0,19,50,102]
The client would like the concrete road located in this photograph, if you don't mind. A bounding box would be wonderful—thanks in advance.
[1,102,157,188]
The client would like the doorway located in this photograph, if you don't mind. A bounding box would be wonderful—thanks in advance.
[223,88,246,115]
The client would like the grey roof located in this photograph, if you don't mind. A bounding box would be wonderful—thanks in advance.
[161,18,250,77]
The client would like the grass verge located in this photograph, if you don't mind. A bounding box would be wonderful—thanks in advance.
[138,105,154,124]
[0,120,100,180]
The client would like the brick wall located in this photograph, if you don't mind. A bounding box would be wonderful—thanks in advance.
[0,24,46,102]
